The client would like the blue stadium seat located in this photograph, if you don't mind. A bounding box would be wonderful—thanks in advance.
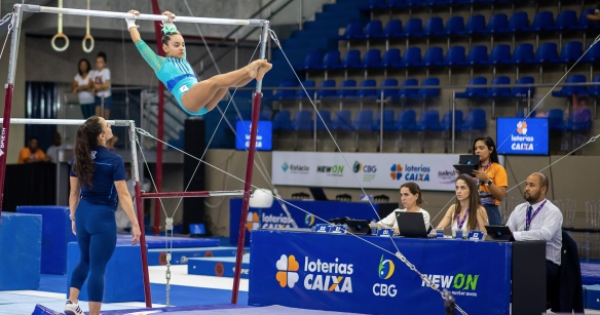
[337,22,364,41]
[374,48,401,69]
[528,43,557,64]
[417,47,443,67]
[588,75,600,97]
[336,79,357,98]
[395,78,419,98]
[436,16,464,36]
[523,11,554,32]
[505,43,534,65]
[461,45,488,66]
[549,10,577,31]
[331,110,353,131]
[377,78,399,99]
[354,79,378,98]
[484,76,511,98]
[272,80,297,100]
[551,41,582,64]
[457,15,485,36]
[433,110,464,131]
[409,110,440,131]
[582,42,600,63]
[316,110,332,130]
[572,9,596,30]
[551,75,587,97]
[481,44,511,66]
[373,110,396,131]
[298,51,323,71]
[394,47,422,68]
[318,50,341,71]
[516,109,536,118]
[317,79,337,98]
[333,50,361,70]
[400,18,423,37]
[547,109,564,130]
[393,110,417,131]
[295,80,316,99]
[352,110,374,131]
[500,12,528,34]
[356,49,381,69]
[481,14,508,34]
[356,20,383,40]
[273,110,292,131]
[510,76,535,98]
[359,0,387,11]
[421,17,444,36]
[455,77,487,98]
[564,109,592,132]
[441,46,466,66]
[291,110,313,131]
[259,109,272,121]
[414,77,440,99]
[461,109,486,131]
[375,20,403,39]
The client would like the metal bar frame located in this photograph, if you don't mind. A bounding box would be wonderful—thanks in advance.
[141,190,244,199]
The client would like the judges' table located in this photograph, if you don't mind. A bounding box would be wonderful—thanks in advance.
[248,230,546,315]
[229,199,397,246]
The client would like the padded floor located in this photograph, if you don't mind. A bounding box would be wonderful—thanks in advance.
[581,263,600,285]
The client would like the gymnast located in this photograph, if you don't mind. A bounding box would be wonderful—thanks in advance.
[65,116,141,315]
[126,10,272,115]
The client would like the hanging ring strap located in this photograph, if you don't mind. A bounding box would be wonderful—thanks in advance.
[82,0,94,53]
[50,0,69,52]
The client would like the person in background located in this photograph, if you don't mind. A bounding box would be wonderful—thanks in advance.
[472,136,508,226]
[72,58,95,119]
[46,132,73,163]
[586,2,600,23]
[377,182,431,233]
[436,174,489,236]
[93,52,112,119]
[18,136,50,164]
[506,172,562,285]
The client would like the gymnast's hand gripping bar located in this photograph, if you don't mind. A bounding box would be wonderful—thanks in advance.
[16,4,266,27]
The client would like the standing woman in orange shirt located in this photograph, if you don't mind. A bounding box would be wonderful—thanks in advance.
[472,136,508,226]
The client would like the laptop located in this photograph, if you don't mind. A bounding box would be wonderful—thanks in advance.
[309,187,329,201]
[485,225,515,242]
[396,212,428,238]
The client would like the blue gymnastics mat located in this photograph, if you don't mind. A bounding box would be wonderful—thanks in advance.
[581,263,600,285]
[116,234,219,248]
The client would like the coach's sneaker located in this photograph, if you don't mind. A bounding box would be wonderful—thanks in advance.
[64,300,84,315]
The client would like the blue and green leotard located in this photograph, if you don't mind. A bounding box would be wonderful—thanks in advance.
[135,40,207,115]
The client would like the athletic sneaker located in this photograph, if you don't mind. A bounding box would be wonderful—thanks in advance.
[64,300,84,315]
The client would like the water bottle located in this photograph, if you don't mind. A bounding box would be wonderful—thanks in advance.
[370,220,378,236]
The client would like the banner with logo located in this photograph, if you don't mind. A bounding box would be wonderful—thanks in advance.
[230,199,387,246]
[272,152,469,191]
[249,230,511,315]
[496,117,549,155]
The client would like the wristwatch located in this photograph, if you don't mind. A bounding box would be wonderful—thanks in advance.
[485,179,493,187]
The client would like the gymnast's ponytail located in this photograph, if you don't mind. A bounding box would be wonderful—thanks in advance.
[73,116,102,188]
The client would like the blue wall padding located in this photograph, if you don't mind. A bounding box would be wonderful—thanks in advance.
[116,234,219,248]
[17,206,76,274]
[585,284,600,310]
[67,242,146,303]
[0,212,42,290]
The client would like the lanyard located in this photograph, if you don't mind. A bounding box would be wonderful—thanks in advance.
[482,161,492,171]
[525,200,547,231]
[457,208,470,230]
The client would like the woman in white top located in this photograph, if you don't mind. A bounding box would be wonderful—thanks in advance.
[72,58,95,119]
[377,182,431,233]
[437,174,489,236]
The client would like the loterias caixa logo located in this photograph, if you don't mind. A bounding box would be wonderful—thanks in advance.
[276,254,354,293]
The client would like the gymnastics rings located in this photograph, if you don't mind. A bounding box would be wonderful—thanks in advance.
[82,0,94,53]
[50,0,69,52]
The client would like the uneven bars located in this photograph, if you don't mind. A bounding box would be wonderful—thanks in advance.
[0,118,132,126]
[17,4,266,27]
[141,190,245,199]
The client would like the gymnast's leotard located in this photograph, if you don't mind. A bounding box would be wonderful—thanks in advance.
[135,40,207,115]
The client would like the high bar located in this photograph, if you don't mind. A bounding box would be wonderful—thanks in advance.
[0,118,133,126]
[17,4,266,27]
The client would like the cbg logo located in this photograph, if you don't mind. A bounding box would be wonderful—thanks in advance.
[276,254,300,288]
[373,255,397,297]
[305,214,315,226]
[353,161,377,173]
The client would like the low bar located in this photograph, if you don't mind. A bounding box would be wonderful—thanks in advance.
[0,118,131,126]
[18,4,265,27]
[141,190,244,199]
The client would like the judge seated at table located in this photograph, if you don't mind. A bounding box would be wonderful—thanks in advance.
[18,136,51,164]
[377,182,431,233]
[506,172,562,285]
